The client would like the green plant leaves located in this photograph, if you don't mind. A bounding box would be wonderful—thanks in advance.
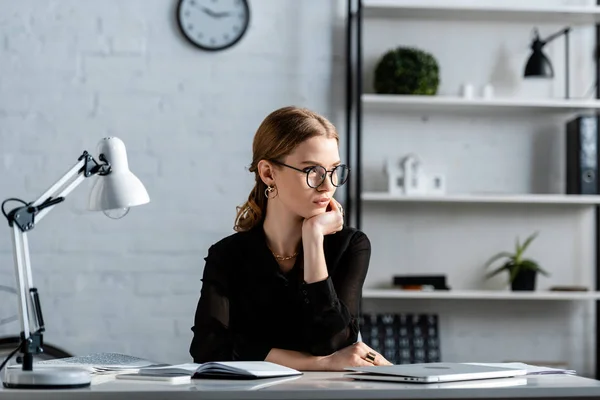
[521,258,550,276]
[373,47,440,95]
[483,251,514,269]
[517,231,538,259]
[515,232,538,264]
[483,231,549,283]
[485,262,511,279]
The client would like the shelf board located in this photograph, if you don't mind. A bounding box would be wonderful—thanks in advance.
[362,192,600,205]
[362,1,600,24]
[362,94,600,115]
[362,289,600,301]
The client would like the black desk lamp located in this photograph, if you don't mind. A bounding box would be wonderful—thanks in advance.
[524,27,571,99]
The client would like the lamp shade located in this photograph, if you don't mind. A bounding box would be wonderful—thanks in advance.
[523,30,554,78]
[88,137,150,212]
[524,50,554,78]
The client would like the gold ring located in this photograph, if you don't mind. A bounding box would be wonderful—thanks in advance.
[365,351,376,364]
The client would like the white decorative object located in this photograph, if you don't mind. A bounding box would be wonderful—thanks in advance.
[386,155,446,196]
[461,83,474,99]
[482,84,495,99]
[400,154,427,195]
[428,173,446,195]
[385,158,405,195]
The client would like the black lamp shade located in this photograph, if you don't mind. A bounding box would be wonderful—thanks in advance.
[524,50,554,78]
[522,27,570,98]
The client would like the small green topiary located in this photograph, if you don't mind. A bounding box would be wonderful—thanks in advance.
[373,47,440,95]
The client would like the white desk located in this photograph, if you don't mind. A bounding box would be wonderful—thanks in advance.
[2,372,600,399]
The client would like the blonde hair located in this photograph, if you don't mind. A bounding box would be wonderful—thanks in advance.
[234,106,339,232]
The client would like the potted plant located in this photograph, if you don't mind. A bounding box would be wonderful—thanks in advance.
[483,232,550,291]
[373,46,440,95]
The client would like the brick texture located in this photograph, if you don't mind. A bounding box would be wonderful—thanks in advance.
[0,0,345,364]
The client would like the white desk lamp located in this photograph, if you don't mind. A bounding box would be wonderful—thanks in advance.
[1,137,149,389]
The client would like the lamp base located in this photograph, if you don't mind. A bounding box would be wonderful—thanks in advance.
[2,366,91,389]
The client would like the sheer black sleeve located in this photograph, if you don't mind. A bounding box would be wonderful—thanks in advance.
[189,245,272,363]
[299,231,371,356]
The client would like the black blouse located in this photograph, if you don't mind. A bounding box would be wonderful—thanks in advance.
[189,221,371,363]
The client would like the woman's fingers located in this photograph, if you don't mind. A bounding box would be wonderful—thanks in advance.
[352,354,375,367]
[374,353,393,366]
[329,198,345,217]
[358,358,375,367]
[328,198,340,212]
[356,343,376,363]
[370,349,393,366]
[356,343,393,366]
[336,200,344,216]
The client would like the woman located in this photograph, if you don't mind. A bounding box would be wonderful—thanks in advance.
[189,106,391,371]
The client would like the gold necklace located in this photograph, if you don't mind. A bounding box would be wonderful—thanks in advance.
[271,250,299,261]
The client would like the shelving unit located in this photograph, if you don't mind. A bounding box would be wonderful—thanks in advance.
[362,1,600,24]
[363,94,600,115]
[362,192,600,205]
[345,0,600,378]
[362,289,600,301]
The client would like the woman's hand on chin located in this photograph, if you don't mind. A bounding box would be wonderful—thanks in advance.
[302,199,344,238]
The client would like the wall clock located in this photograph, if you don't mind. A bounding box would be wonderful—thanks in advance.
[176,0,250,51]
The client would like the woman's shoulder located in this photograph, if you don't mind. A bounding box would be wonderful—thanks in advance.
[341,225,369,239]
[208,230,252,253]
[326,226,371,250]
[205,228,259,261]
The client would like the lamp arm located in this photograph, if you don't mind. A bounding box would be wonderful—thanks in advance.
[541,27,571,45]
[2,151,109,372]
[534,26,571,99]
[29,152,110,225]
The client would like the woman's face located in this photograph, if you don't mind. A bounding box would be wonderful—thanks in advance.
[274,136,341,219]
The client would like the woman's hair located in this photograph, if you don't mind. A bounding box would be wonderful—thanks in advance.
[233,106,339,232]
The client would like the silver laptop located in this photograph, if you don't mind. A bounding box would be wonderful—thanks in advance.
[345,362,528,383]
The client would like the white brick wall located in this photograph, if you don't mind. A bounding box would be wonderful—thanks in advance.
[0,0,346,364]
[0,0,597,378]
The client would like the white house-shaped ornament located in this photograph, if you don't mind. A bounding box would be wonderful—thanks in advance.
[386,154,426,195]
[386,155,445,196]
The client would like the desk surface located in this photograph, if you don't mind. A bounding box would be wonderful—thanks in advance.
[2,372,600,400]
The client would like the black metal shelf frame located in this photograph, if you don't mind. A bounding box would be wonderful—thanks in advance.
[345,0,600,380]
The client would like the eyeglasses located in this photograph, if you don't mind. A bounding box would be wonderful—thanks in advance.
[271,160,350,188]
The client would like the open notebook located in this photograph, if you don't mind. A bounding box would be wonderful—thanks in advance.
[141,361,302,380]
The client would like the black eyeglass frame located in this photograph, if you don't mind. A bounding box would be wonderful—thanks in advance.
[270,160,350,188]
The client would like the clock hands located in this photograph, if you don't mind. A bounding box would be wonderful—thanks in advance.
[197,4,232,18]
[213,11,232,18]
[199,6,217,17]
